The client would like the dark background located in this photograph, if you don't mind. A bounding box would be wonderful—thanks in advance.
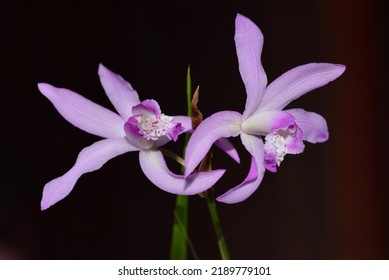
[1,0,388,259]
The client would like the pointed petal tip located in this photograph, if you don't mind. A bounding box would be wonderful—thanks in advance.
[329,63,347,78]
[37,82,53,95]
[39,177,72,213]
[311,62,346,75]
[98,63,119,79]
[37,82,48,89]
[206,168,226,179]
[40,201,51,211]
[214,138,241,164]
[328,63,346,77]
[336,64,346,75]
[235,13,244,20]
[97,63,109,76]
[40,184,60,210]
[37,83,62,100]
[235,13,249,23]
[183,168,226,180]
[183,169,191,178]
[235,13,263,35]
[216,195,235,204]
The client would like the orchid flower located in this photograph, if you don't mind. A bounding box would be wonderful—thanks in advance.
[38,64,226,210]
[184,14,346,204]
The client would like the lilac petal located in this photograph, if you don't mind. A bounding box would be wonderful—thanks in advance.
[172,116,192,133]
[214,138,240,163]
[167,123,184,141]
[41,138,138,210]
[259,63,346,111]
[98,64,141,121]
[286,127,305,154]
[235,14,268,119]
[38,83,125,139]
[139,149,225,195]
[217,133,265,203]
[184,111,243,177]
[241,110,295,135]
[286,108,329,143]
[132,99,161,117]
[264,150,277,173]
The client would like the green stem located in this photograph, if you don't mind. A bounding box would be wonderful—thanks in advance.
[186,65,193,117]
[170,195,189,259]
[174,209,199,260]
[207,192,230,260]
[169,66,192,259]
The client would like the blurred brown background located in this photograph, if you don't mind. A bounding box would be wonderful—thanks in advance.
[1,0,388,259]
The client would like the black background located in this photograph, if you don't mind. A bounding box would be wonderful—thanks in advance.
[1,0,388,259]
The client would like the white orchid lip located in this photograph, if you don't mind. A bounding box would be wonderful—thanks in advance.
[136,113,175,141]
[263,124,305,172]
[264,133,288,166]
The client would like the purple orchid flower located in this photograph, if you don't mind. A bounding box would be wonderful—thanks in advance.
[184,14,346,204]
[38,64,226,210]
